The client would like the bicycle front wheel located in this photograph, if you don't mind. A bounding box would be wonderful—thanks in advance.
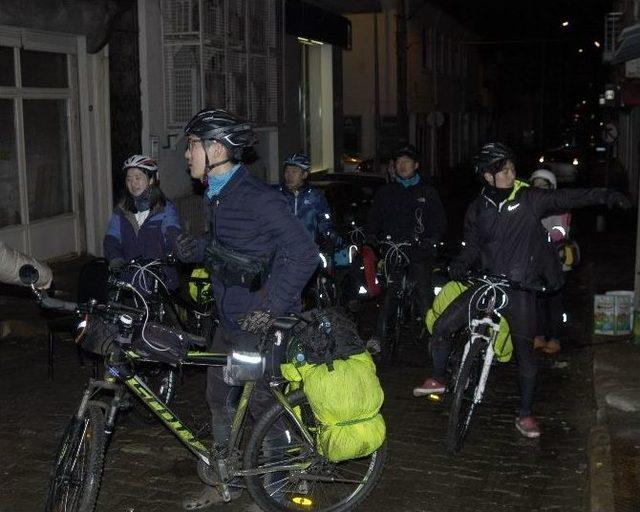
[45,404,106,512]
[446,339,485,454]
[244,390,387,512]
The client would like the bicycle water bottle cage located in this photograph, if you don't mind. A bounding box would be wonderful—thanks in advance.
[204,238,273,292]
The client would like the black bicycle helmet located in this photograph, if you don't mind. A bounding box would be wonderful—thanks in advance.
[184,108,257,149]
[284,152,311,171]
[473,142,515,176]
[394,144,421,161]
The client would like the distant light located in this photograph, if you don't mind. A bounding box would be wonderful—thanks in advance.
[605,88,615,101]
[594,41,601,48]
[358,285,368,295]
[461,241,466,246]
[578,48,584,53]
[596,146,606,152]
[562,313,568,323]
[562,21,570,27]
[598,96,606,106]
[572,158,579,166]
[581,100,586,105]
[538,156,545,164]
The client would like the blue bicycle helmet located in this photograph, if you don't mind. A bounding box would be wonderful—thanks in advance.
[284,152,311,172]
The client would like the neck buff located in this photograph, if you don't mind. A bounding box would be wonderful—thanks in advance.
[396,173,421,188]
[133,187,151,212]
[206,163,241,199]
[484,184,514,204]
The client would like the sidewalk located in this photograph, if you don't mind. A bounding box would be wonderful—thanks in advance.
[590,338,640,512]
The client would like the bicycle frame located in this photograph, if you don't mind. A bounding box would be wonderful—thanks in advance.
[87,347,316,477]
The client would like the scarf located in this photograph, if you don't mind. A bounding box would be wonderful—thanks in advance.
[396,173,421,188]
[206,164,241,199]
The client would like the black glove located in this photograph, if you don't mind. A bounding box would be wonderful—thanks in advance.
[108,257,126,271]
[175,233,197,261]
[448,261,468,282]
[606,191,632,210]
[239,310,275,335]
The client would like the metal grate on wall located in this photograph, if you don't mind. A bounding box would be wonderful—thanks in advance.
[162,0,282,129]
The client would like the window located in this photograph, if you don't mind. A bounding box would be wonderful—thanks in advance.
[162,0,282,128]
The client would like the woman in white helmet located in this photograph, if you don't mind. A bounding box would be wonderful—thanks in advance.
[103,154,183,290]
[529,169,570,354]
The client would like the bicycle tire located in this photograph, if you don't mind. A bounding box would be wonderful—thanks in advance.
[45,404,106,512]
[244,390,387,512]
[379,290,398,365]
[446,338,484,454]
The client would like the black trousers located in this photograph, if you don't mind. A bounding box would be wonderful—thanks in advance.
[430,286,538,417]
[205,327,274,444]
[536,288,564,340]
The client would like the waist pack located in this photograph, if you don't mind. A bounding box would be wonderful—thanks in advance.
[280,309,386,462]
[425,280,513,363]
[204,238,272,292]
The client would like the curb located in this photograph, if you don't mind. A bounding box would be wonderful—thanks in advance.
[587,424,615,512]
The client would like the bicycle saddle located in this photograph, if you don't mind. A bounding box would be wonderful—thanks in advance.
[272,316,300,330]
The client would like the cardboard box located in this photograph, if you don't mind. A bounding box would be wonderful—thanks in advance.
[594,295,616,335]
[606,291,634,335]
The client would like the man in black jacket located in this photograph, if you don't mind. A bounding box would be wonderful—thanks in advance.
[413,142,630,439]
[366,145,447,348]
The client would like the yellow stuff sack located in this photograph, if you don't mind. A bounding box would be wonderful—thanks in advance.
[281,351,386,462]
[425,280,513,363]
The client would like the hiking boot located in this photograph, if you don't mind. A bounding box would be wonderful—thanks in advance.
[515,415,541,438]
[533,336,546,350]
[182,485,242,510]
[412,377,446,397]
[542,339,561,355]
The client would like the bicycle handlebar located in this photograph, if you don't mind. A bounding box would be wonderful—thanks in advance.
[458,269,547,293]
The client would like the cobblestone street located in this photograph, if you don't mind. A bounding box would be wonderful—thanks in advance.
[0,316,594,512]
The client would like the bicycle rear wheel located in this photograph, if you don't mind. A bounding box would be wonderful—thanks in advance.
[45,404,106,512]
[244,390,387,512]
[446,339,484,454]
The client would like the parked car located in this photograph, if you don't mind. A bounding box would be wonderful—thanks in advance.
[308,171,386,232]
[536,145,585,185]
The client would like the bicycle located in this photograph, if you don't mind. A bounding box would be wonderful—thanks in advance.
[21,265,386,512]
[444,272,517,454]
[376,239,418,364]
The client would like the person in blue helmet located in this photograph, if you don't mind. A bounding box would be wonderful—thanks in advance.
[277,152,336,243]
[104,155,182,291]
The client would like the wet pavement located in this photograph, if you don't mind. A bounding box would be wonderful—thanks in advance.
[0,207,637,512]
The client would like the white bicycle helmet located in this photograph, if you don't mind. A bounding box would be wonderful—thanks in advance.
[122,155,158,179]
[529,169,557,189]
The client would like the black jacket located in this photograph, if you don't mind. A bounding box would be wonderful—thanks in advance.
[366,179,447,245]
[455,180,611,290]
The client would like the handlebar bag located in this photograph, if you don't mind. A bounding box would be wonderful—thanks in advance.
[132,322,189,364]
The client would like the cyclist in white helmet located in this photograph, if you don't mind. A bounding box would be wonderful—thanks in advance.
[103,154,183,290]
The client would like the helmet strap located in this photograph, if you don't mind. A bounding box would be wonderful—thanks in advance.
[201,140,230,182]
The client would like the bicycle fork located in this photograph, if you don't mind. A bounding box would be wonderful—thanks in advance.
[464,318,500,405]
